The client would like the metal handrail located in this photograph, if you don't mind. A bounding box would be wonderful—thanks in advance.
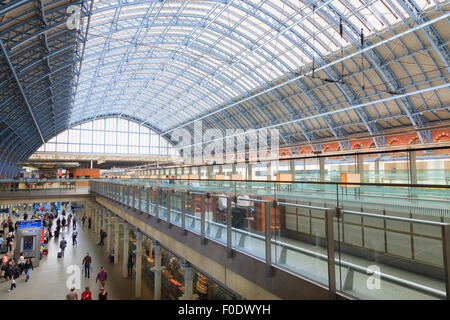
[342,210,450,226]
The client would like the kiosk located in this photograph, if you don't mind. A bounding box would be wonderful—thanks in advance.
[15,219,42,267]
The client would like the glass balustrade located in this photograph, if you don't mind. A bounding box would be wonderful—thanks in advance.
[48,179,450,299]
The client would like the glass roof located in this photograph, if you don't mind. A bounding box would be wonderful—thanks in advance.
[70,0,438,132]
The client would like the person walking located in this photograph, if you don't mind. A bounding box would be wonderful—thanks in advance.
[24,258,33,282]
[6,232,14,252]
[82,253,92,278]
[66,288,78,300]
[95,266,107,289]
[88,217,92,229]
[72,231,78,246]
[72,216,77,230]
[98,287,107,300]
[82,215,86,226]
[98,229,106,246]
[59,237,67,258]
[61,217,66,230]
[127,253,134,278]
[81,287,92,300]
[18,252,25,275]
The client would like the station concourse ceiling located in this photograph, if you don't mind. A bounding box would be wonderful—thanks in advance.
[0,0,449,164]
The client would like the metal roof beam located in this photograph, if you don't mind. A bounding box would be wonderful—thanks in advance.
[0,39,45,144]
[162,11,450,135]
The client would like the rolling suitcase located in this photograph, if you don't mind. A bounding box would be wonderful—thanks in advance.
[57,251,62,258]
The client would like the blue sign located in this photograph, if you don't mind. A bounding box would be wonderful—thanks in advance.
[18,220,42,229]
[56,202,60,210]
[0,208,8,213]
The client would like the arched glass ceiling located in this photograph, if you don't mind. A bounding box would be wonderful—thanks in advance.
[71,0,442,132]
[37,118,177,155]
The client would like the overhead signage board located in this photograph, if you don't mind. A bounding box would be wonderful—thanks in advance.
[17,220,42,229]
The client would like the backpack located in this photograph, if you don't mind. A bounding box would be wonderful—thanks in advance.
[13,266,20,279]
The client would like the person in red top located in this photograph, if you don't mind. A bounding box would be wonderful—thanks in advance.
[81,286,92,300]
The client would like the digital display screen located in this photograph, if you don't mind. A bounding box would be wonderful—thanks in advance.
[22,236,34,251]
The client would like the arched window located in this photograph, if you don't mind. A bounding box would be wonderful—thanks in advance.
[36,118,177,155]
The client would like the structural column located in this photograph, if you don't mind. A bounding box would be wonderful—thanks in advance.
[102,208,106,231]
[290,159,295,179]
[357,154,364,183]
[151,241,164,300]
[97,208,102,232]
[179,261,195,300]
[122,221,129,278]
[114,216,119,264]
[319,157,325,182]
[247,163,252,180]
[266,161,272,181]
[409,150,417,185]
[92,208,96,233]
[135,230,142,298]
[107,210,112,253]
[206,166,212,179]
[375,158,380,184]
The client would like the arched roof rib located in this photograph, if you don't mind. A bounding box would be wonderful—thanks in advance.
[0,0,89,163]
[1,0,449,166]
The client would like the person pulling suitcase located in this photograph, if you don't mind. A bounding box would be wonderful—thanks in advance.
[59,237,67,258]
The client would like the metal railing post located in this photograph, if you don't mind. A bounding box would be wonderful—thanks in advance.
[139,186,142,212]
[155,187,160,222]
[146,187,150,214]
[181,191,187,235]
[442,224,450,300]
[132,185,136,210]
[265,201,273,276]
[167,189,172,228]
[201,193,206,244]
[326,208,337,299]
[227,196,232,258]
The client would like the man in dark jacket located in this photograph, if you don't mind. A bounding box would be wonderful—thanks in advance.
[82,253,92,278]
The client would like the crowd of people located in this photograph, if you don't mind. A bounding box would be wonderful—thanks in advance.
[0,201,111,299]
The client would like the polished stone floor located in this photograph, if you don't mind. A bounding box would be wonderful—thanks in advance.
[0,205,153,300]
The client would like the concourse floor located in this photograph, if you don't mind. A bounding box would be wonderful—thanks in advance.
[0,207,153,300]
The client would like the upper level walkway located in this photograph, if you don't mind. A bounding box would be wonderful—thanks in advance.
[91,178,450,300]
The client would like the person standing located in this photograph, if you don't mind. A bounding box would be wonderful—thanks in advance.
[88,217,92,229]
[61,217,66,230]
[82,253,92,278]
[72,216,77,230]
[59,237,67,258]
[98,287,107,300]
[66,288,78,300]
[82,215,86,226]
[81,287,92,300]
[72,231,78,246]
[127,253,134,277]
[24,258,33,282]
[95,266,107,289]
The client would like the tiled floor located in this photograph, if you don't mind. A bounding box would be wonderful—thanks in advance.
[0,205,154,300]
